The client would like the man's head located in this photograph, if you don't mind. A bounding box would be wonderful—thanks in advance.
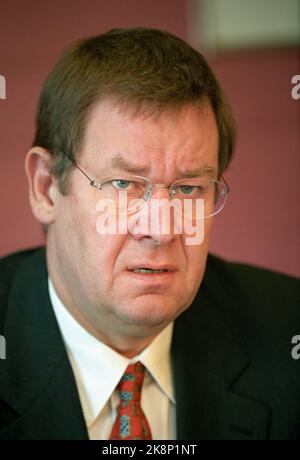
[33,27,236,192]
[25,28,236,355]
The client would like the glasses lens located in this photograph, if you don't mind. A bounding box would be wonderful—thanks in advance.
[99,177,148,214]
[172,179,228,218]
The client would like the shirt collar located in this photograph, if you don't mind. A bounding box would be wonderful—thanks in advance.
[48,277,175,427]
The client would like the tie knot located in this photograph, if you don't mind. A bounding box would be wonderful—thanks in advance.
[117,361,145,404]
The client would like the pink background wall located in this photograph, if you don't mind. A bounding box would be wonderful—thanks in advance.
[0,0,299,278]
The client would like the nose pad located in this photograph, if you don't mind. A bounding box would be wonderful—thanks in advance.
[170,188,176,198]
[143,187,152,201]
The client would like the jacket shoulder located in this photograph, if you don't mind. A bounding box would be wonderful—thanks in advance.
[206,253,300,305]
[207,251,299,280]
[0,248,44,331]
[204,253,300,352]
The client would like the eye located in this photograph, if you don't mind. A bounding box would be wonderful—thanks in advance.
[178,185,199,196]
[111,179,134,190]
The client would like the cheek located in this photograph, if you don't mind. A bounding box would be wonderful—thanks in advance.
[84,230,129,290]
[184,219,213,275]
[55,194,124,270]
[185,244,207,273]
[89,201,134,272]
[90,233,126,264]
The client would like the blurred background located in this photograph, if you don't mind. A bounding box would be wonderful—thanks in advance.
[0,0,299,277]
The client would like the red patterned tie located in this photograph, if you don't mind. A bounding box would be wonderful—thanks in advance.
[109,361,152,440]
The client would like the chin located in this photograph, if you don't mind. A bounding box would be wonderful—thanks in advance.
[118,296,186,327]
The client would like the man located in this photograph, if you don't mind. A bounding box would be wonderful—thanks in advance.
[0,28,299,440]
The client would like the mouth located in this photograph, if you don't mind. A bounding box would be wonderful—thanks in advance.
[125,263,178,289]
[127,264,177,274]
[131,268,168,274]
[125,264,177,284]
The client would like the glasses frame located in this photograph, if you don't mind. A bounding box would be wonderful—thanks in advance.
[62,153,230,217]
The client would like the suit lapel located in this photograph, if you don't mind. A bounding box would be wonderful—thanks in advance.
[172,256,271,440]
[0,248,88,440]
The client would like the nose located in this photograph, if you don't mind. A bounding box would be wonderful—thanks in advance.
[128,186,180,246]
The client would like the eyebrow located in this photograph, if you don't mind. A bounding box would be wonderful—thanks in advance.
[108,154,150,174]
[180,167,218,179]
[107,153,217,178]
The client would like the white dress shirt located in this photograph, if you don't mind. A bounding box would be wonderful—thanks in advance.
[48,278,176,440]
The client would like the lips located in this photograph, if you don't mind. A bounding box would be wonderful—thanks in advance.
[132,268,167,274]
[126,264,177,273]
[125,263,177,287]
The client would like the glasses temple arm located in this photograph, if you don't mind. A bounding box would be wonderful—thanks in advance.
[61,151,94,184]
[220,174,230,193]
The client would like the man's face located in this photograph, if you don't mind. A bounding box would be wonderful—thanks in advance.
[47,100,219,341]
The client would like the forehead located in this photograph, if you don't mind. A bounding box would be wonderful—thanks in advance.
[81,99,219,175]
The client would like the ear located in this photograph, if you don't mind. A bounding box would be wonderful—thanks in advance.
[25,147,58,225]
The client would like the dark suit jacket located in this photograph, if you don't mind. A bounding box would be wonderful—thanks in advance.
[0,247,299,440]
